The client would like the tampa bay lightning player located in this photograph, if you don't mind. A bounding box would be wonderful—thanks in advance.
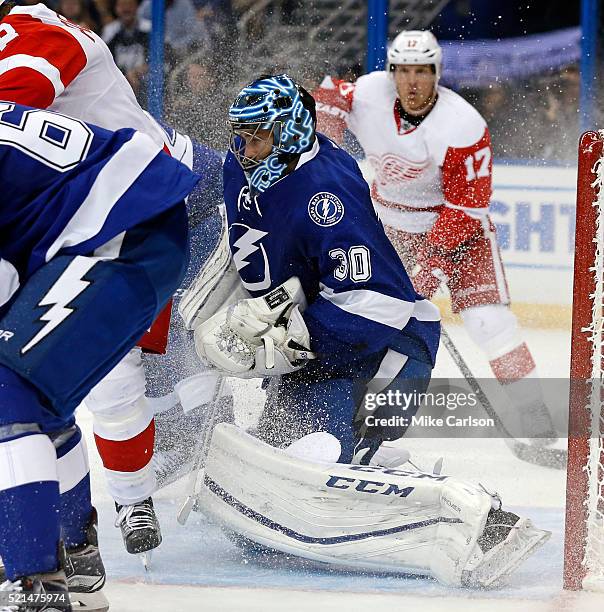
[193,74,441,464]
[0,102,197,609]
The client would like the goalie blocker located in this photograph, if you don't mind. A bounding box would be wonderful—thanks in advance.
[197,424,551,588]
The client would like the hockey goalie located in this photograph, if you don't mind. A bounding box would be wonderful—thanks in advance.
[178,73,550,588]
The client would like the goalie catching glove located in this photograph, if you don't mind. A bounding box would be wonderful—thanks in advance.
[195,277,316,377]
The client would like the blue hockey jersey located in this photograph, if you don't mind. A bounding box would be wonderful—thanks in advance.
[0,102,199,310]
[223,133,440,366]
[155,121,223,224]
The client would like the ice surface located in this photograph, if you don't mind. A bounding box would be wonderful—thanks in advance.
[81,325,604,610]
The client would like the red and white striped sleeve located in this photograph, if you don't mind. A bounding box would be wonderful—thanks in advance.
[0,15,87,108]
[441,126,493,211]
[426,127,493,252]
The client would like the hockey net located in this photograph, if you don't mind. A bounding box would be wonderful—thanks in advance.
[564,131,604,590]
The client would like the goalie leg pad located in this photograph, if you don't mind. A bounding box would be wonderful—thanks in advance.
[195,424,547,586]
[179,206,249,330]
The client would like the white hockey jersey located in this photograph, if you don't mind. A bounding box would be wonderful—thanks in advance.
[0,3,191,164]
[315,71,492,234]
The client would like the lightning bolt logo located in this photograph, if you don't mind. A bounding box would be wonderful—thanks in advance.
[21,256,98,354]
[320,198,331,222]
[308,192,345,227]
[230,223,271,291]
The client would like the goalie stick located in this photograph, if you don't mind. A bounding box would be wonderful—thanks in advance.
[440,327,567,470]
[177,375,227,525]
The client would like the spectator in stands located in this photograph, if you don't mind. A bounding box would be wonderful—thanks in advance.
[475,84,518,158]
[534,64,580,162]
[165,54,228,150]
[104,0,149,103]
[232,0,264,39]
[193,0,232,35]
[56,0,100,31]
[192,0,236,62]
[138,0,208,55]
[91,0,115,26]
[280,0,301,25]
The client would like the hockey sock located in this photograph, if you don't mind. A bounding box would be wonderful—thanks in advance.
[95,420,157,505]
[488,341,536,381]
[0,366,62,579]
[55,425,93,549]
[0,477,61,580]
[489,342,543,409]
[488,343,557,437]
[60,475,93,549]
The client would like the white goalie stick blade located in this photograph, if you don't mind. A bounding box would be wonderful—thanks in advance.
[462,517,551,588]
[177,492,198,525]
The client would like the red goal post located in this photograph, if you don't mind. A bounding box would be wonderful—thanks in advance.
[564,131,604,590]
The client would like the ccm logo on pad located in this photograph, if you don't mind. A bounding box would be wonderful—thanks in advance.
[325,475,414,497]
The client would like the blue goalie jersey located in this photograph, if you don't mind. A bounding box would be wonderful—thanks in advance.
[223,133,440,367]
[0,102,199,310]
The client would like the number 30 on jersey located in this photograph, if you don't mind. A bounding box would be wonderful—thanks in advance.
[329,246,372,282]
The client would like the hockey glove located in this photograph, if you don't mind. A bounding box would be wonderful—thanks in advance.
[412,244,456,299]
[413,207,486,298]
[179,206,249,330]
[312,76,353,142]
[195,277,316,378]
[426,206,484,252]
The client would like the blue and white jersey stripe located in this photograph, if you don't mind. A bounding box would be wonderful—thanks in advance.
[0,102,200,310]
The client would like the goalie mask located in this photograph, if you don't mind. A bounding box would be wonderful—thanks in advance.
[387,30,443,86]
[228,74,316,196]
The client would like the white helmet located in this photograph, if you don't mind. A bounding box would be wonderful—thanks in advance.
[387,30,442,83]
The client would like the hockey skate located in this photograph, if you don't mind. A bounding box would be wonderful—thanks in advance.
[0,545,72,612]
[462,507,551,588]
[0,516,107,611]
[64,509,109,612]
[114,497,162,569]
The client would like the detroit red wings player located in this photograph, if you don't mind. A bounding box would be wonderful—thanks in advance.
[314,30,561,461]
[0,0,180,572]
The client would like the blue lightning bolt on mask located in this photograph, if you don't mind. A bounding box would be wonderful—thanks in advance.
[228,74,315,197]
